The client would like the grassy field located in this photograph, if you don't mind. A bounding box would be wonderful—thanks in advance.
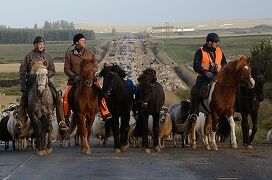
[0,39,110,64]
[158,34,272,65]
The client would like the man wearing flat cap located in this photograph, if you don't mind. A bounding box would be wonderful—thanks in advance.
[63,33,111,124]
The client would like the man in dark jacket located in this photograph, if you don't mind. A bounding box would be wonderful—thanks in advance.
[189,33,227,122]
[18,36,67,129]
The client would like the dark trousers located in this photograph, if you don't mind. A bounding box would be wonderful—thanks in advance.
[190,76,210,115]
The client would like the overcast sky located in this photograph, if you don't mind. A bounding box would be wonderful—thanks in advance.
[1,0,271,27]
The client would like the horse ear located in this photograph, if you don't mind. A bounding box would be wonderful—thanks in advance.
[237,55,249,70]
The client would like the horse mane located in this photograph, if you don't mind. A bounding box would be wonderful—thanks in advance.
[138,68,157,85]
[31,58,46,74]
[216,55,250,80]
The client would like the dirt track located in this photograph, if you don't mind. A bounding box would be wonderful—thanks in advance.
[1,140,271,180]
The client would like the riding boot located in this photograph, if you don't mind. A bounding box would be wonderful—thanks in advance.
[189,85,199,123]
[49,83,67,130]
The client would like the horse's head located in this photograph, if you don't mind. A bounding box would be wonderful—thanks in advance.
[80,58,94,87]
[137,68,157,108]
[31,59,48,95]
[252,67,265,102]
[236,56,255,89]
[99,66,117,98]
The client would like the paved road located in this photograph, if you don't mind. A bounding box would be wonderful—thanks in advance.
[1,140,271,180]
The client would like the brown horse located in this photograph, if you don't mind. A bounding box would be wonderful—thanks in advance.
[70,58,99,154]
[182,56,255,150]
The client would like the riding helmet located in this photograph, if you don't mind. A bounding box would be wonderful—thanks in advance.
[206,33,220,43]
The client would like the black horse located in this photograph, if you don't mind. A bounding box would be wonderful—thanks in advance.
[236,67,265,149]
[99,65,133,153]
[136,68,165,153]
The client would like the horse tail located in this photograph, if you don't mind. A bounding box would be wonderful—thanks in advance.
[216,115,230,142]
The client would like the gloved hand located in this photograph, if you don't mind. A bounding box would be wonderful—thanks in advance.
[74,76,80,84]
[205,72,214,79]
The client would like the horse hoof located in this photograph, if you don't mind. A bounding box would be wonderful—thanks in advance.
[191,144,197,150]
[46,148,53,154]
[211,144,218,151]
[143,148,150,153]
[36,150,45,156]
[120,144,129,152]
[154,146,161,152]
[82,148,91,154]
[244,144,253,149]
[205,145,211,150]
[231,143,238,149]
[114,148,121,153]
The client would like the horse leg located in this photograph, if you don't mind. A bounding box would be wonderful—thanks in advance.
[120,113,130,152]
[228,116,238,149]
[153,112,161,152]
[31,116,45,155]
[204,114,211,150]
[249,111,258,144]
[241,113,251,148]
[112,115,121,153]
[142,113,150,153]
[76,113,90,154]
[46,115,53,154]
[86,114,95,152]
[191,122,197,149]
[210,113,218,150]
[173,133,177,147]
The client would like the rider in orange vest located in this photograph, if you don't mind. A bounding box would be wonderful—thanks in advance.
[63,33,111,125]
[189,33,227,122]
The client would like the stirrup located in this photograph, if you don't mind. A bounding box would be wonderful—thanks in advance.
[189,114,197,123]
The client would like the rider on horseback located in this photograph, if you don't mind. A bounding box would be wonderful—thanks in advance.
[18,36,67,129]
[189,33,227,122]
[63,33,111,124]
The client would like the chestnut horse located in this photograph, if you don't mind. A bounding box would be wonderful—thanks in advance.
[70,58,99,154]
[182,56,255,150]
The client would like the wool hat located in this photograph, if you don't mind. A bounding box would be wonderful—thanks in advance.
[33,36,45,44]
[73,33,85,44]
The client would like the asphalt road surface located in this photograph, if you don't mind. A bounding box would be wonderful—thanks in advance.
[1,139,271,180]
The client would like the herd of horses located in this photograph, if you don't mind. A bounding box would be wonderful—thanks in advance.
[0,55,266,155]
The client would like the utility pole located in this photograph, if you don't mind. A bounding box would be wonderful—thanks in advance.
[165,22,169,40]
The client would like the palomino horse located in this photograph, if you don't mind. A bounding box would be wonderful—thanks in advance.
[69,58,99,154]
[182,56,255,150]
[28,60,54,155]
[99,65,133,153]
[136,68,165,153]
[235,67,265,149]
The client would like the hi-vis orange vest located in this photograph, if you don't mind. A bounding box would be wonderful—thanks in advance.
[197,46,223,77]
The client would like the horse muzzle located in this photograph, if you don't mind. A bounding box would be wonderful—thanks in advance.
[38,85,46,95]
[248,77,255,89]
